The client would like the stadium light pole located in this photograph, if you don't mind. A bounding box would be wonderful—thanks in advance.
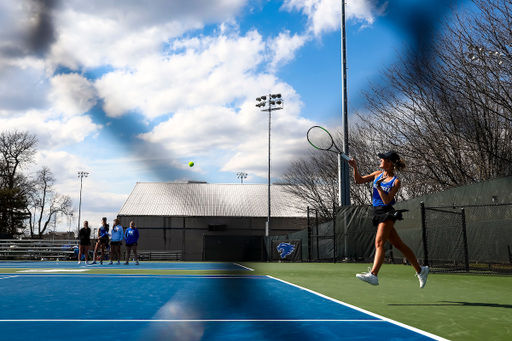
[256,94,284,243]
[236,172,248,184]
[77,171,89,236]
[340,0,351,207]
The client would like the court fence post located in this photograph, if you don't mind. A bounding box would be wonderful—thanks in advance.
[182,217,186,262]
[307,206,311,262]
[316,209,319,261]
[420,201,429,267]
[461,208,470,272]
[333,203,336,263]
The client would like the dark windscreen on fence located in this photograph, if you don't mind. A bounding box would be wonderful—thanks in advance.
[268,176,512,275]
[423,203,512,275]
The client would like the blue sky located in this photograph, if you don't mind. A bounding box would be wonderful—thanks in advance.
[0,0,461,231]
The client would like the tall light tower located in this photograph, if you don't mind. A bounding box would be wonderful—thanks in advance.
[236,172,248,184]
[77,171,89,235]
[340,0,351,206]
[255,94,284,240]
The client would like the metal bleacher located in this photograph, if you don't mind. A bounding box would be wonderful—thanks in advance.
[0,239,182,262]
[0,239,78,260]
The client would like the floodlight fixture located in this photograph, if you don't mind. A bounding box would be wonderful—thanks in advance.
[256,97,261,101]
[236,172,248,184]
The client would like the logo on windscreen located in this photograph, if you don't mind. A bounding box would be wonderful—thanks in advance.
[277,242,295,259]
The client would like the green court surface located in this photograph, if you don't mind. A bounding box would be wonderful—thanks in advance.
[242,263,512,341]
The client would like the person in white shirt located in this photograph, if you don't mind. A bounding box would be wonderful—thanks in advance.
[109,218,124,265]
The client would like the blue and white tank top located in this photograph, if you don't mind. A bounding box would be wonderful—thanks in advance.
[372,173,397,207]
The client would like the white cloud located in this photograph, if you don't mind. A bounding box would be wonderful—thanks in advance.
[50,73,97,117]
[139,89,314,179]
[46,0,248,72]
[267,31,308,70]
[0,110,101,150]
[95,31,267,119]
[282,0,388,36]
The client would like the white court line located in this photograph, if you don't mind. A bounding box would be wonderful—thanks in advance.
[267,276,449,341]
[233,263,254,271]
[0,319,385,322]
[17,269,89,273]
[2,274,262,279]
[0,275,18,280]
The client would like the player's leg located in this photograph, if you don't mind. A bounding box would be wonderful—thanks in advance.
[78,246,83,264]
[100,243,105,264]
[386,227,421,272]
[125,246,131,264]
[84,245,89,264]
[387,227,429,288]
[371,220,394,275]
[92,241,99,264]
[133,245,139,265]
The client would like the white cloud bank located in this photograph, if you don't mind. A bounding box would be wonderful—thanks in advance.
[1,0,381,230]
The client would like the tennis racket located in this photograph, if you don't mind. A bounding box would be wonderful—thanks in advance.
[307,126,352,162]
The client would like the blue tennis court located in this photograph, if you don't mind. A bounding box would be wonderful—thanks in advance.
[0,273,446,340]
[0,261,251,271]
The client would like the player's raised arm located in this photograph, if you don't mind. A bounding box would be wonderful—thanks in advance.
[348,158,381,184]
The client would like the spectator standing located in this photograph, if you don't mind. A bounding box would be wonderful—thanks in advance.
[124,221,139,265]
[92,217,109,265]
[109,218,123,265]
[78,221,91,265]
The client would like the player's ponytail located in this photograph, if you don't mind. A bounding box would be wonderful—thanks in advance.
[394,158,407,172]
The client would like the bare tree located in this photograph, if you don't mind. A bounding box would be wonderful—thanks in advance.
[0,130,38,236]
[0,130,37,189]
[359,0,512,191]
[28,167,74,238]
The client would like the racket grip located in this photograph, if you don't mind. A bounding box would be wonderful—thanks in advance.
[340,153,352,162]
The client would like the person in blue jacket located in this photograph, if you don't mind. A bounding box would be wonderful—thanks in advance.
[124,221,139,265]
[348,151,429,288]
[109,218,123,265]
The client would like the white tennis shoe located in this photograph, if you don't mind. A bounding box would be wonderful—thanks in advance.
[356,267,379,286]
[416,266,429,288]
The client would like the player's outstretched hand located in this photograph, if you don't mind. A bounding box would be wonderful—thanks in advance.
[347,158,357,168]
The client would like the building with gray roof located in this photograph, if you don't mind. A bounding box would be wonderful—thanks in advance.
[117,182,307,261]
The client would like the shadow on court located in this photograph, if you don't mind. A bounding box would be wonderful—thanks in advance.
[388,301,512,309]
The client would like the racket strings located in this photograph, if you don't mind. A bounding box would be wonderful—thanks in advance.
[307,127,334,150]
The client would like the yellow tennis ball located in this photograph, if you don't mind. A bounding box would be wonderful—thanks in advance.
[189,162,194,167]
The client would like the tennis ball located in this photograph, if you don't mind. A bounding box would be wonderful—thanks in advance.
[189,161,194,167]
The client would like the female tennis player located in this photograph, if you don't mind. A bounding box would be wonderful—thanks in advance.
[78,221,91,265]
[348,151,429,288]
[91,217,109,265]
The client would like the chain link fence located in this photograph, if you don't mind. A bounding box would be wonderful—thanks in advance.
[422,202,512,275]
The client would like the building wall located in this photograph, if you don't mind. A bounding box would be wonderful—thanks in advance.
[118,215,306,261]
